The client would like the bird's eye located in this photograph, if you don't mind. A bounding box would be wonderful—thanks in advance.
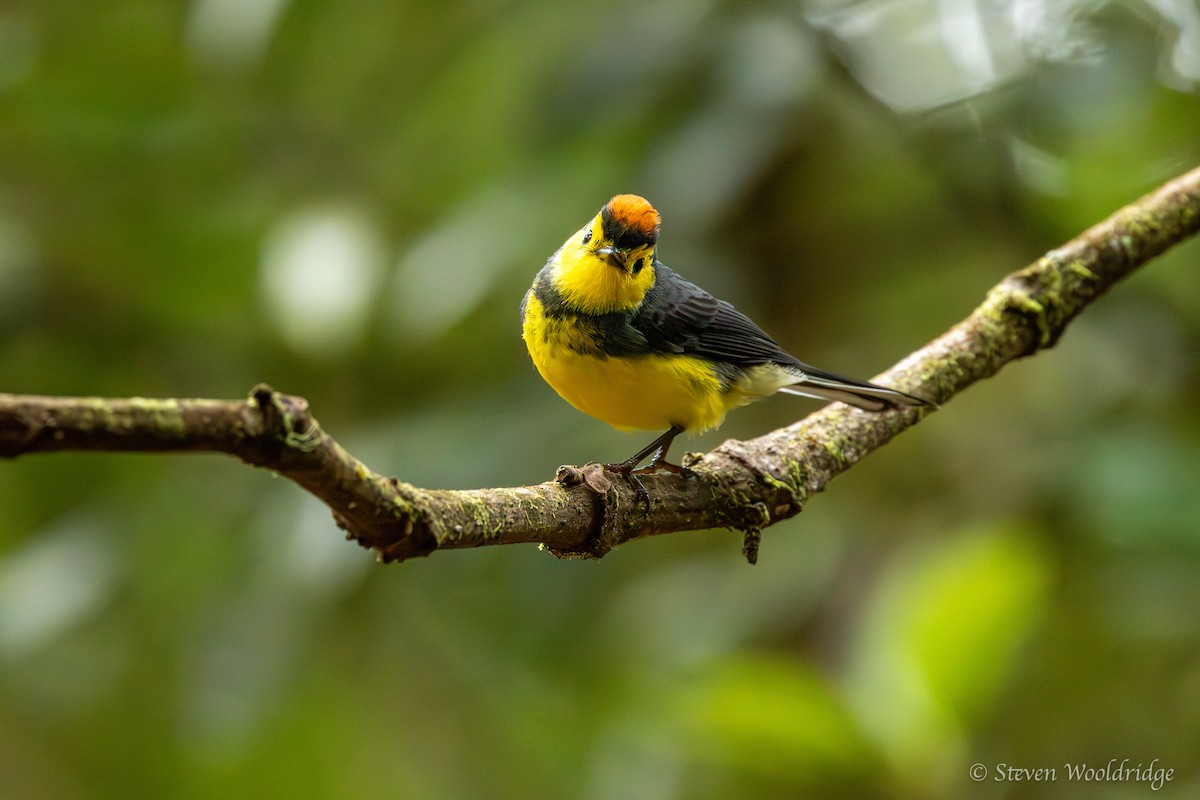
[632,257,644,274]
[582,230,593,245]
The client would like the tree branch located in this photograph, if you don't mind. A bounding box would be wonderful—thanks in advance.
[3,167,1199,563]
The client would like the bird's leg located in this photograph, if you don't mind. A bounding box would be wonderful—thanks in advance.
[635,426,702,481]
[606,425,683,473]
[602,425,697,506]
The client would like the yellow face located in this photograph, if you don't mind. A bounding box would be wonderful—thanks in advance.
[550,214,657,315]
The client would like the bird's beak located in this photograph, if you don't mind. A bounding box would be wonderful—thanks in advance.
[595,245,629,270]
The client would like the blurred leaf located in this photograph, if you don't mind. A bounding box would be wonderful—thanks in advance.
[848,522,1051,784]
[681,654,883,789]
[1071,421,1200,550]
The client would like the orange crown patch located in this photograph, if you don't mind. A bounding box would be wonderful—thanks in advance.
[601,194,661,248]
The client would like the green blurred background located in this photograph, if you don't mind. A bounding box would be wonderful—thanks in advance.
[2,1,1199,798]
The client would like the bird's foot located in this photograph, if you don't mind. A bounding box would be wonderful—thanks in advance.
[599,460,652,508]
[637,459,701,481]
[556,425,698,509]
[601,458,700,508]
[552,460,653,507]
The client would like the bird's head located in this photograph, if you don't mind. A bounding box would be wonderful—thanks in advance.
[593,194,660,274]
[552,194,661,314]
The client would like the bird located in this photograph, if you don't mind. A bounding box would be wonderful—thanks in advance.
[521,193,929,488]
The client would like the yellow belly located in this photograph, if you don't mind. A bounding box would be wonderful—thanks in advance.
[523,295,731,432]
[539,348,728,432]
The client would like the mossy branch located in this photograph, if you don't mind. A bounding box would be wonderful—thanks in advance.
[3,167,1199,564]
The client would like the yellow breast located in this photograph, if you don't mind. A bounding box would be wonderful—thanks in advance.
[522,292,731,433]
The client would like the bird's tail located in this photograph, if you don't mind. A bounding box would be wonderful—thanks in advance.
[778,368,932,412]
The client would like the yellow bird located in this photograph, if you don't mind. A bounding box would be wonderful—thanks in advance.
[521,194,928,483]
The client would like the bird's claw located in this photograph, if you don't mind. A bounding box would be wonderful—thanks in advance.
[601,460,700,508]
[600,461,651,507]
